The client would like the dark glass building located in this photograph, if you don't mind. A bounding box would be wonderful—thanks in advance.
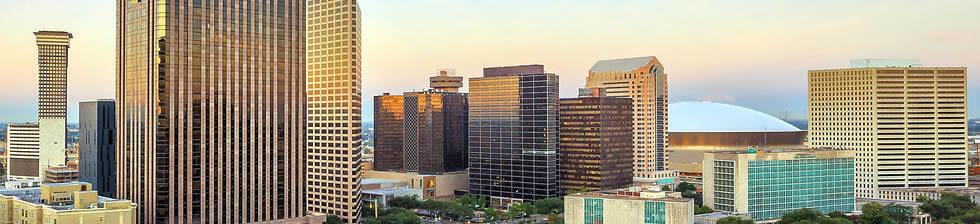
[116,0,308,223]
[373,91,468,174]
[79,99,116,197]
[559,90,633,192]
[468,65,559,207]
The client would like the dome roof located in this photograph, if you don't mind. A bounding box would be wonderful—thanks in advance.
[668,102,800,132]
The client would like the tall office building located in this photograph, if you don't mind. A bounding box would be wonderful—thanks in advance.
[116,0,308,223]
[808,62,968,199]
[559,89,634,191]
[79,99,116,197]
[306,0,363,222]
[469,65,560,206]
[35,31,71,180]
[430,69,464,92]
[374,91,468,173]
[586,56,669,178]
[5,123,40,180]
[374,94,405,171]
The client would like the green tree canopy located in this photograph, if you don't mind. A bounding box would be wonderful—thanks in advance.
[484,207,500,221]
[388,195,420,209]
[324,215,344,224]
[859,203,897,224]
[534,197,563,214]
[695,205,713,215]
[675,182,697,193]
[716,216,754,224]
[918,194,979,221]
[776,208,851,224]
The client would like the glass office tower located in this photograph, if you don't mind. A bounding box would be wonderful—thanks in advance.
[116,0,308,223]
[468,65,559,207]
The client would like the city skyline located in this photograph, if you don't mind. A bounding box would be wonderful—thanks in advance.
[3,0,979,123]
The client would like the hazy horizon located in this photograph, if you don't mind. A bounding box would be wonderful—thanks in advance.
[1,0,978,123]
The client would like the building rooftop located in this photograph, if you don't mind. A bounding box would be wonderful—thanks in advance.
[362,179,402,185]
[589,56,655,73]
[668,102,800,132]
[567,187,692,203]
[0,182,129,211]
[879,187,980,195]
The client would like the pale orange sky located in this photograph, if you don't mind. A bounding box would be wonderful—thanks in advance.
[1,0,978,123]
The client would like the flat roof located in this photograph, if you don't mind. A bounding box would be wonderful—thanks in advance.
[567,189,691,203]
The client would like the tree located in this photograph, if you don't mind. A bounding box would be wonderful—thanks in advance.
[716,216,754,224]
[365,208,421,224]
[883,203,913,224]
[484,207,500,221]
[324,215,344,224]
[534,197,563,214]
[918,194,979,221]
[777,208,851,224]
[674,182,697,193]
[695,205,713,215]
[454,194,488,209]
[860,203,897,224]
[547,214,564,224]
[661,185,671,191]
[388,195,420,209]
[828,211,848,219]
[509,202,536,217]
[444,202,475,221]
[566,186,589,195]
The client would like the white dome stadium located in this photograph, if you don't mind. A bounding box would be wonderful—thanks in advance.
[668,101,800,133]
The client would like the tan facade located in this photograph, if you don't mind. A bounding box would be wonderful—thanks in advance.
[34,31,71,183]
[306,0,364,222]
[808,66,968,198]
[564,189,693,224]
[0,182,136,224]
[586,56,668,178]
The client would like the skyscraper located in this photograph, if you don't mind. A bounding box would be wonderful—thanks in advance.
[116,0,308,223]
[34,31,71,180]
[469,65,560,206]
[586,56,669,179]
[374,93,405,171]
[374,91,468,173]
[79,99,116,197]
[5,123,40,180]
[808,62,968,199]
[306,0,363,222]
[559,89,634,191]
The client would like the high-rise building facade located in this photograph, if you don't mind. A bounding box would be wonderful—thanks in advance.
[703,149,856,220]
[469,65,560,206]
[5,123,40,180]
[586,56,669,178]
[374,94,405,171]
[559,90,634,191]
[35,31,72,181]
[306,0,363,222]
[116,0,308,223]
[79,99,116,197]
[374,91,468,173]
[808,65,969,198]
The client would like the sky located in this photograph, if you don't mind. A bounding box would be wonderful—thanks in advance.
[0,0,978,123]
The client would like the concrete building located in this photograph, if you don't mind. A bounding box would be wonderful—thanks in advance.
[430,69,464,93]
[363,170,468,201]
[34,31,71,183]
[586,56,669,179]
[703,149,856,221]
[44,166,78,184]
[559,89,634,192]
[116,0,309,222]
[360,179,423,207]
[78,100,115,197]
[374,90,468,174]
[667,102,807,182]
[306,0,364,221]
[565,187,694,224]
[808,63,968,198]
[0,182,136,224]
[469,65,560,207]
[5,124,40,180]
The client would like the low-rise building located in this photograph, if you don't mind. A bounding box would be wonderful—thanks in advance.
[0,182,136,223]
[874,187,980,205]
[853,198,933,224]
[565,187,694,224]
[361,179,423,207]
[44,167,78,183]
[363,170,468,201]
[703,148,856,221]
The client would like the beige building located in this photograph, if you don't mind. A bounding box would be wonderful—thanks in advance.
[306,0,364,222]
[0,182,136,224]
[363,170,467,201]
[564,187,693,224]
[586,56,669,179]
[5,123,40,180]
[429,69,464,92]
[34,31,72,183]
[808,62,968,199]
